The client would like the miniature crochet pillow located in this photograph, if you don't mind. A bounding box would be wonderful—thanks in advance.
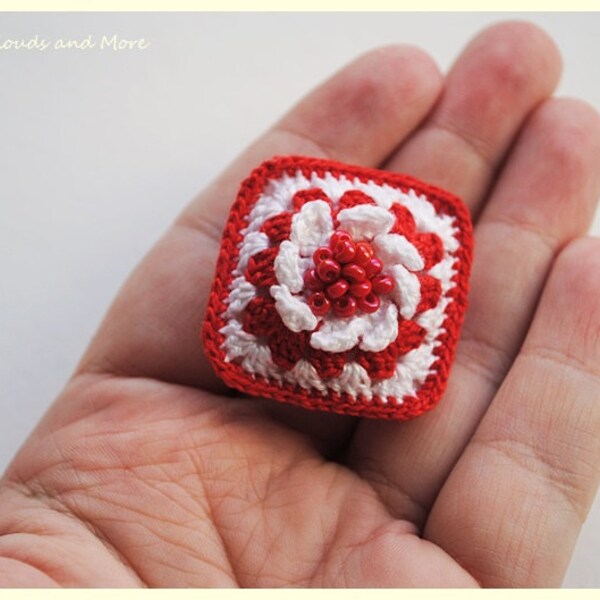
[203,156,473,420]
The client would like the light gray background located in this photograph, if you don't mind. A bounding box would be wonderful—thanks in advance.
[1,11,599,588]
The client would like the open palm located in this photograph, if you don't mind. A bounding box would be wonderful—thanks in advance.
[2,22,600,588]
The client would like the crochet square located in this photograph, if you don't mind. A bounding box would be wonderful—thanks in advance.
[203,156,473,420]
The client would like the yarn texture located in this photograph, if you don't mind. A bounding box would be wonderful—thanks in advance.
[202,156,473,420]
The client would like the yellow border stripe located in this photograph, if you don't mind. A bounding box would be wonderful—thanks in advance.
[2,589,600,597]
[0,1,599,11]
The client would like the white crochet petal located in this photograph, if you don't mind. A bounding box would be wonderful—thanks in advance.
[247,195,287,230]
[270,284,318,333]
[237,231,270,271]
[220,320,256,361]
[359,300,399,352]
[290,200,333,257]
[373,233,424,272]
[336,205,395,241]
[329,362,373,399]
[274,240,304,293]
[284,359,327,393]
[220,320,278,378]
[388,264,421,319]
[310,314,369,352]
[241,345,278,379]
[225,276,256,317]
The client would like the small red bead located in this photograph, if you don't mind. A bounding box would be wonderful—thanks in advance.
[342,263,366,283]
[333,239,356,264]
[326,279,349,299]
[313,246,333,264]
[350,280,372,298]
[329,230,351,248]
[358,293,381,313]
[354,241,374,267]
[316,258,341,283]
[304,268,324,291]
[333,295,357,318]
[371,274,395,295]
[364,257,383,278]
[308,292,331,316]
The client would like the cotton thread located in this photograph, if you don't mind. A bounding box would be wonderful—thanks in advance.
[202,156,473,420]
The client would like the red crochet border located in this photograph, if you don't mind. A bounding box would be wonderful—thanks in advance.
[202,156,473,420]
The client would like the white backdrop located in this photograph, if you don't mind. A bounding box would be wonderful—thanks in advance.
[1,11,599,587]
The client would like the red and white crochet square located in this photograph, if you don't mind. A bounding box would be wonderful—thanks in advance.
[203,156,473,420]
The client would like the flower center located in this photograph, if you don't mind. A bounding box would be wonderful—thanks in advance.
[305,230,395,318]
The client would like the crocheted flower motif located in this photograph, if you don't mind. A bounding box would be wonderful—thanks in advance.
[203,156,473,420]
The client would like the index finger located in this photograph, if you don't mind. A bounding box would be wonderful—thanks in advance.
[77,46,442,390]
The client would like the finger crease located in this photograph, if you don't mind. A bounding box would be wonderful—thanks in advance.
[175,213,224,245]
[470,435,591,525]
[519,345,600,386]
[353,460,428,528]
[456,328,514,390]
[427,117,496,173]
[3,479,148,587]
[270,123,336,162]
[482,212,560,257]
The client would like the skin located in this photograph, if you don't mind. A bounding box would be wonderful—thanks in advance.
[1,21,600,588]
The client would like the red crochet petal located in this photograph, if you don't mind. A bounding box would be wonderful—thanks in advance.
[268,327,307,371]
[391,319,427,355]
[411,232,444,270]
[309,348,348,379]
[357,350,397,380]
[357,319,426,380]
[292,188,331,211]
[337,190,376,212]
[244,247,278,287]
[242,296,280,337]
[389,204,416,236]
[416,274,443,314]
[260,212,292,244]
[266,320,348,378]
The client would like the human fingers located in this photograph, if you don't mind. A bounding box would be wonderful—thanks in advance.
[426,237,600,587]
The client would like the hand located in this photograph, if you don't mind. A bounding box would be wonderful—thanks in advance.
[2,21,600,588]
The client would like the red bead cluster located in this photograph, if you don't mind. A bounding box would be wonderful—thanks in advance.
[305,230,395,318]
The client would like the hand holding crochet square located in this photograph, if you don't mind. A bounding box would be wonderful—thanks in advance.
[5,16,600,588]
[203,156,473,419]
